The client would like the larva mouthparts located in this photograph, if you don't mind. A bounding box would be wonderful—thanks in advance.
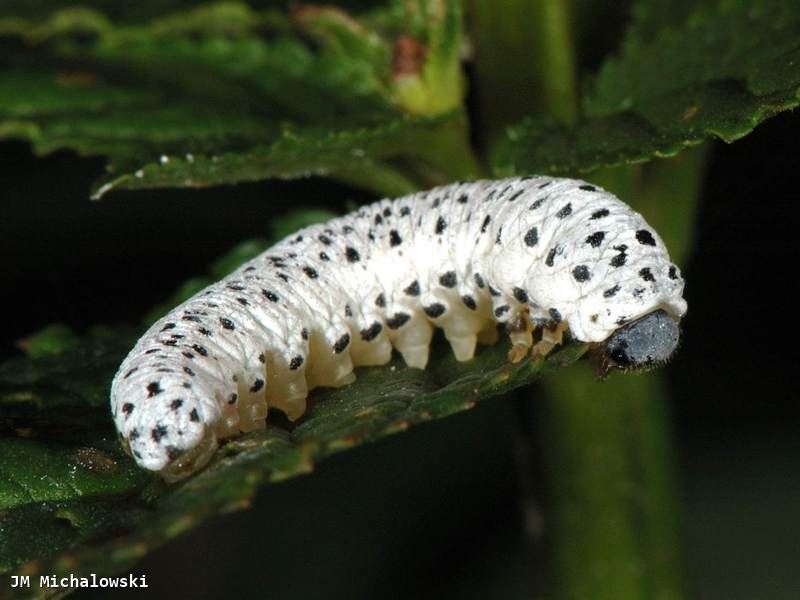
[111,176,687,480]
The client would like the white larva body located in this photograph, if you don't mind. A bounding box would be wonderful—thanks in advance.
[111,176,687,480]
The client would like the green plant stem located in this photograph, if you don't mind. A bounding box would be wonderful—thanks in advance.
[470,0,578,146]
[539,147,708,599]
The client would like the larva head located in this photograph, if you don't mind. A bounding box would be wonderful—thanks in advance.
[599,309,680,372]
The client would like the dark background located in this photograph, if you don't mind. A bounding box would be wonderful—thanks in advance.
[1,109,799,598]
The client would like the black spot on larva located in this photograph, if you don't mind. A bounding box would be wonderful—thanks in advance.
[375,293,386,307]
[549,308,562,323]
[639,267,655,282]
[319,252,330,262]
[529,198,545,210]
[237,297,249,306]
[182,382,192,389]
[258,353,265,364]
[289,356,304,370]
[432,197,441,208]
[668,265,679,280]
[556,203,573,218]
[228,393,238,405]
[170,333,184,340]
[344,304,353,317]
[404,280,421,296]
[160,323,176,332]
[508,189,525,202]
[513,287,529,303]
[198,327,212,337]
[439,271,457,288]
[387,312,411,329]
[262,289,279,302]
[151,425,168,443]
[591,314,599,323]
[579,184,596,191]
[333,333,350,353]
[146,381,162,397]
[129,429,140,440]
[132,450,142,459]
[538,181,551,188]
[227,284,245,291]
[192,344,208,356]
[545,247,558,267]
[277,273,289,282]
[633,287,646,298]
[462,295,477,310]
[182,315,201,323]
[400,206,411,216]
[170,398,183,410]
[383,207,391,217]
[250,379,264,393]
[457,193,468,204]
[345,247,360,263]
[144,348,160,354]
[603,285,621,298]
[435,216,447,234]
[424,303,446,318]
[244,266,256,272]
[374,214,383,225]
[495,227,503,244]
[124,367,138,378]
[318,234,332,245]
[303,266,319,279]
[488,285,501,297]
[585,231,606,247]
[301,328,309,340]
[389,229,402,247]
[183,366,195,376]
[494,305,510,317]
[368,230,375,242]
[122,403,134,417]
[360,322,383,341]
[343,225,354,234]
[616,316,629,326]
[474,273,485,288]
[219,317,235,330]
[572,265,591,282]
[610,245,628,268]
[182,351,194,360]
[161,339,178,347]
[636,230,656,246]
[190,409,200,422]
[166,446,183,461]
[523,227,539,247]
[591,208,609,220]
[481,215,491,233]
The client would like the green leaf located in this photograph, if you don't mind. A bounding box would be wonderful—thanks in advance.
[491,0,800,176]
[0,1,478,198]
[0,317,588,590]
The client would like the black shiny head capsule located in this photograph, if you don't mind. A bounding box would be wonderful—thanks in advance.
[600,309,680,373]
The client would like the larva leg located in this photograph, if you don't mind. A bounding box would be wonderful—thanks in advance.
[531,322,567,359]
[262,353,309,422]
[306,329,356,389]
[507,311,533,363]
[388,312,434,369]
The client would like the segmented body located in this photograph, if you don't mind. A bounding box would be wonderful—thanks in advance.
[111,176,687,479]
